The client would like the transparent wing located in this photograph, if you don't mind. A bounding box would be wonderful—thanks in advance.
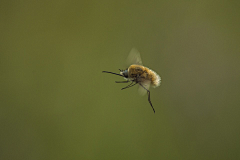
[138,80,151,96]
[126,48,143,66]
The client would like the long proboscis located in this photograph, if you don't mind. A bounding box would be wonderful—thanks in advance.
[102,71,124,77]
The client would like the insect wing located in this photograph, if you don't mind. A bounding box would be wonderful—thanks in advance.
[126,48,143,66]
[138,80,151,96]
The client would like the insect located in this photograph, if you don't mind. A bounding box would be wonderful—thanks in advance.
[102,48,161,113]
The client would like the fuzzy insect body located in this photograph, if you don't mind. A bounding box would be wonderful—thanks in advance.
[127,64,160,87]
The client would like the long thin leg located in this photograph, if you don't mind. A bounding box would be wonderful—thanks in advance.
[115,81,129,83]
[121,81,133,90]
[139,83,155,113]
[121,81,137,90]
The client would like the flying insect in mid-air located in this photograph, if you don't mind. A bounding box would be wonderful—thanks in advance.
[102,48,161,113]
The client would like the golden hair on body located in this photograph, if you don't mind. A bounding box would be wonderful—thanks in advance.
[127,64,160,87]
[103,48,161,113]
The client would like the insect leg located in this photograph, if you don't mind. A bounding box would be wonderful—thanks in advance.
[121,81,137,90]
[139,83,155,113]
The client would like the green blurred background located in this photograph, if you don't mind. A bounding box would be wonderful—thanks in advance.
[1,0,240,159]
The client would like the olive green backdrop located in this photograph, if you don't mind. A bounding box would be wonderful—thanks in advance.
[1,1,240,160]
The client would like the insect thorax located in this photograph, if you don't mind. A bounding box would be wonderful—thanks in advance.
[128,65,146,77]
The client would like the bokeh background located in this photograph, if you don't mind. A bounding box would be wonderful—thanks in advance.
[1,1,240,159]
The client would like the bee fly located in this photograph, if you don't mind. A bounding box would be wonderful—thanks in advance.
[102,48,161,113]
